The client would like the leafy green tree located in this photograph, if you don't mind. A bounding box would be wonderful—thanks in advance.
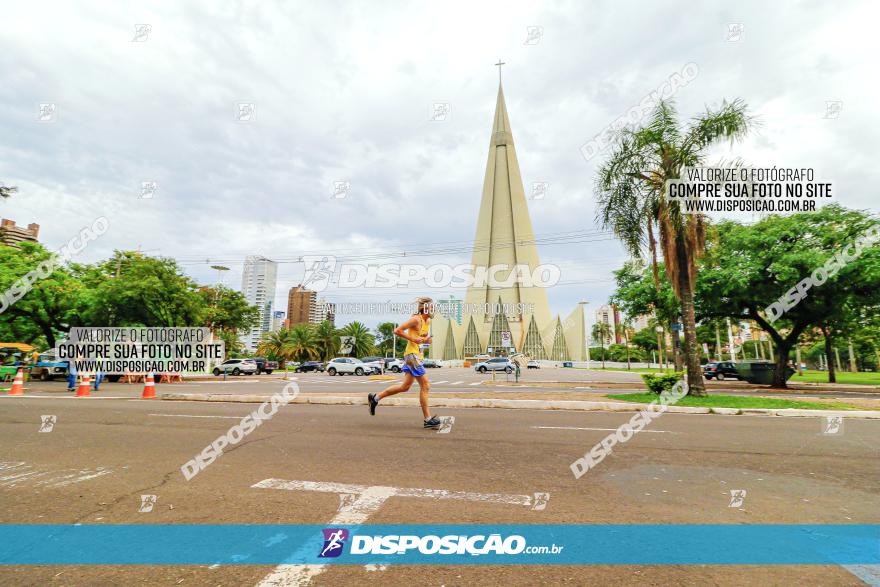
[631,327,658,355]
[375,321,407,356]
[76,251,204,327]
[0,183,16,199]
[339,321,375,357]
[696,205,880,388]
[596,99,754,395]
[198,285,259,333]
[0,242,81,347]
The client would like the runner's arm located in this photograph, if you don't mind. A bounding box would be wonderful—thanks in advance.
[394,317,425,344]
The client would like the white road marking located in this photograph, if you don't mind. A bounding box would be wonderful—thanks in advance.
[531,426,677,434]
[843,565,880,586]
[449,381,464,385]
[148,413,244,419]
[432,380,448,384]
[469,382,482,386]
[190,380,262,384]
[252,479,545,586]
[0,462,111,488]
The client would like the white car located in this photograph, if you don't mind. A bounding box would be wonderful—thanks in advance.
[384,358,404,373]
[326,357,373,376]
[213,358,258,376]
[359,358,385,374]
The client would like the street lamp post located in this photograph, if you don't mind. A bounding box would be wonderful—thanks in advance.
[578,301,590,369]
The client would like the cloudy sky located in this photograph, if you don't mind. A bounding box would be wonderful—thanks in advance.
[2,0,877,329]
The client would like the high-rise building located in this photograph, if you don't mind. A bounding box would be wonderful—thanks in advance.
[594,304,622,345]
[432,77,585,360]
[631,313,652,333]
[312,298,336,325]
[288,286,336,327]
[287,286,316,327]
[0,219,40,246]
[240,256,277,351]
[271,311,286,331]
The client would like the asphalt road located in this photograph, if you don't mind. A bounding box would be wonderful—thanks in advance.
[0,391,878,586]
[9,366,880,400]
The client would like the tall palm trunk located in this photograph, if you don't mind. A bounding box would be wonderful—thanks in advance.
[675,238,706,396]
[647,220,661,289]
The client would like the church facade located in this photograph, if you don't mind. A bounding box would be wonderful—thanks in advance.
[431,82,586,361]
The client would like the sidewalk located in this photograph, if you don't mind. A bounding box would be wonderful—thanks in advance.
[160,391,880,419]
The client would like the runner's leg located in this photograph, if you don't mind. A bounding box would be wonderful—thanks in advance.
[377,373,414,400]
[415,374,431,419]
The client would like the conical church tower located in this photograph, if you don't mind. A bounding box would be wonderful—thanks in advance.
[432,74,584,362]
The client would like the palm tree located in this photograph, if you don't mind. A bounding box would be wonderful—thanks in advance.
[287,323,320,362]
[616,322,633,370]
[339,321,375,357]
[592,322,611,369]
[313,320,340,361]
[257,328,296,368]
[596,99,754,396]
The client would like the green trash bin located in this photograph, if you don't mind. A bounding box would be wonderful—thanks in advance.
[734,361,793,384]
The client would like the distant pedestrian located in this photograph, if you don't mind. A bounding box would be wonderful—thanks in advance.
[66,359,78,392]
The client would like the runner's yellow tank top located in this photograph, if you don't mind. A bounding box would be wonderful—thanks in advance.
[403,316,431,358]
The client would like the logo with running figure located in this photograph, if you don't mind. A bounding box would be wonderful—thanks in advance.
[301,255,337,292]
[319,528,349,558]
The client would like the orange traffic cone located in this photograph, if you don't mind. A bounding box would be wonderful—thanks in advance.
[142,372,156,399]
[8,368,25,395]
[76,373,91,397]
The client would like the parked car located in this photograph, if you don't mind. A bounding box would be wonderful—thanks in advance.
[474,357,515,374]
[359,357,385,374]
[294,361,325,373]
[29,350,68,381]
[384,358,404,373]
[326,357,372,376]
[253,357,278,374]
[423,359,441,368]
[213,358,258,376]
[703,361,741,381]
[527,360,540,369]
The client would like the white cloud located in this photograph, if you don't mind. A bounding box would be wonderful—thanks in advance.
[1,0,876,328]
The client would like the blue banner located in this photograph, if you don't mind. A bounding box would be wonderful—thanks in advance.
[0,525,876,565]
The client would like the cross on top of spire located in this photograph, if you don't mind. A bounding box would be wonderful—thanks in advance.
[495,59,505,84]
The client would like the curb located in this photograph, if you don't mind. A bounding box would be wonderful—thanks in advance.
[159,393,880,419]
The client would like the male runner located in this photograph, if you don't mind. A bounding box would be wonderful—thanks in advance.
[368,296,441,428]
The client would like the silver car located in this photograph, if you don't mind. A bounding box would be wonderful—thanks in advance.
[473,357,515,373]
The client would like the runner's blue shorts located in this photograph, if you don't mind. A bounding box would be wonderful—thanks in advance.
[402,354,426,377]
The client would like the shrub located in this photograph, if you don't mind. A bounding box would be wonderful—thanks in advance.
[641,372,684,394]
